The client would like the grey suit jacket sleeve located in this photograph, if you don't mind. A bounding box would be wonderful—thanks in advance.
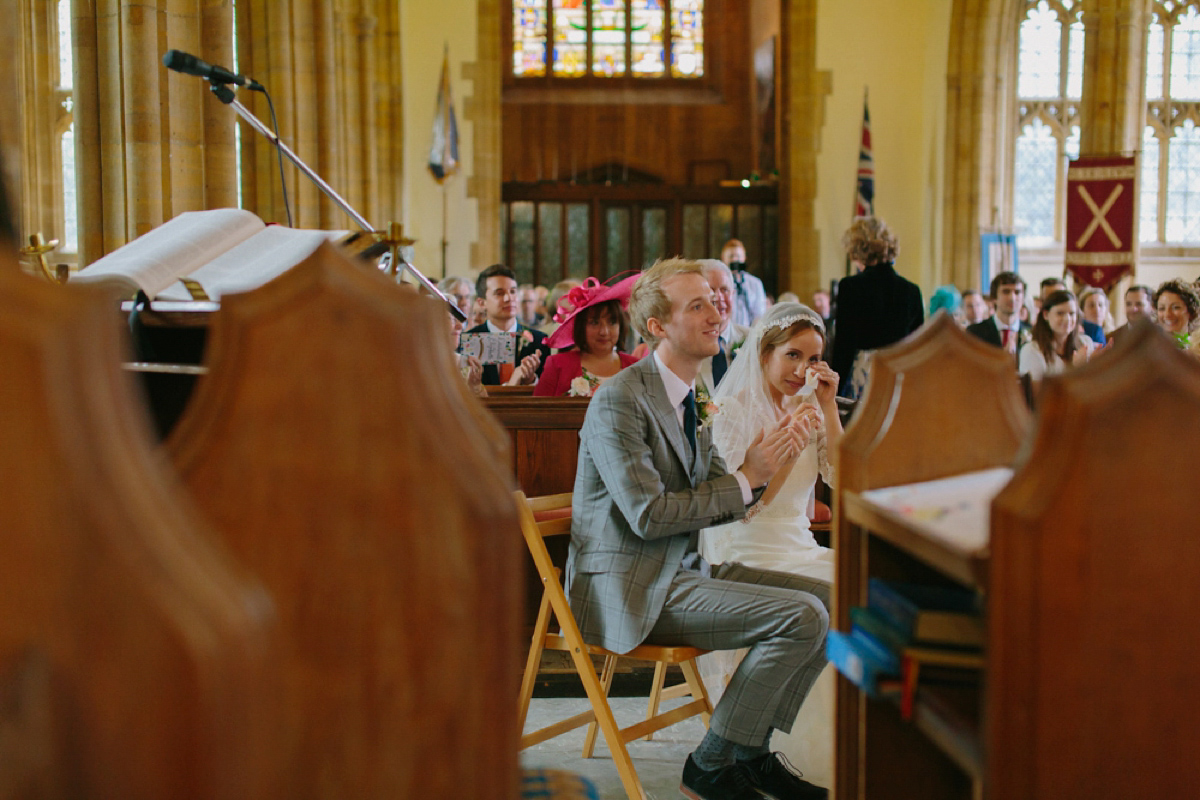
[583,378,746,542]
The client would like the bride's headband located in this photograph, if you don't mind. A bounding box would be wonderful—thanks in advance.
[763,304,825,336]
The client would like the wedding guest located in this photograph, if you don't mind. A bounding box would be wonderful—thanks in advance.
[465,264,550,385]
[721,238,768,327]
[968,271,1030,361]
[438,275,475,321]
[534,275,641,397]
[961,289,990,325]
[448,311,486,398]
[698,260,750,395]
[830,216,923,398]
[1040,276,1105,345]
[929,285,963,324]
[518,283,544,327]
[1079,287,1114,333]
[1109,284,1156,346]
[1019,289,1096,383]
[1154,278,1200,352]
[536,278,584,338]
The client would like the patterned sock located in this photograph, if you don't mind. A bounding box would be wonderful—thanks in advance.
[732,739,770,762]
[691,729,738,771]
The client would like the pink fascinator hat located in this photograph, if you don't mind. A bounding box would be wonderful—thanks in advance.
[545,272,641,350]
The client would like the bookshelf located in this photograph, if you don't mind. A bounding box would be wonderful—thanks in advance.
[835,319,1200,799]
[834,314,1029,800]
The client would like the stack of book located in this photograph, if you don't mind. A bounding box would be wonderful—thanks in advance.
[828,578,984,713]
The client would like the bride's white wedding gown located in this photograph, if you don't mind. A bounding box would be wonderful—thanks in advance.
[698,417,835,788]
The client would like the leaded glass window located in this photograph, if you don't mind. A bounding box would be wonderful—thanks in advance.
[511,0,703,80]
[57,0,76,253]
[1013,0,1083,247]
[1144,2,1200,244]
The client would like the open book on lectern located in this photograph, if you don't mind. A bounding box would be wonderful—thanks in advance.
[71,208,350,302]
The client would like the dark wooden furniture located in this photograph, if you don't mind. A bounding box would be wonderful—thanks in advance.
[0,261,275,799]
[167,243,522,800]
[988,325,1200,798]
[836,314,1200,799]
[835,314,1030,800]
[483,395,590,497]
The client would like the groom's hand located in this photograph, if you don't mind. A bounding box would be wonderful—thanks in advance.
[739,417,804,488]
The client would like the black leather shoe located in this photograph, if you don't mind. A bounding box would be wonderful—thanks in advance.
[741,752,827,800]
[680,755,764,800]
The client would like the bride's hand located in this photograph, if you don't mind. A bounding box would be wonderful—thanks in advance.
[787,404,819,452]
[740,417,799,487]
[809,362,839,409]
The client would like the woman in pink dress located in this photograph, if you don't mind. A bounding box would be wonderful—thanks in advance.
[534,274,642,397]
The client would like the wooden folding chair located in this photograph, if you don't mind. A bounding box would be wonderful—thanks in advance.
[515,491,713,800]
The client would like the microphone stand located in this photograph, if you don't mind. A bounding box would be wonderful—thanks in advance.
[208,81,466,322]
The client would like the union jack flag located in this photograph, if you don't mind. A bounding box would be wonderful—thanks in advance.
[854,95,874,219]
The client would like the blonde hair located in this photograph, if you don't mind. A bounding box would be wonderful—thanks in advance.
[630,257,707,349]
[843,216,899,266]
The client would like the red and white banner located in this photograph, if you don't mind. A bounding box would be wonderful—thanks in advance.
[1065,155,1137,289]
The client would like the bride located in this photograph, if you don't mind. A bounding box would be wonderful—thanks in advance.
[699,301,843,788]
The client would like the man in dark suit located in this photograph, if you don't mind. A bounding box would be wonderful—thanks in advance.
[967,271,1032,359]
[464,264,550,386]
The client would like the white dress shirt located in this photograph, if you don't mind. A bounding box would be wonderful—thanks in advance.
[654,351,753,502]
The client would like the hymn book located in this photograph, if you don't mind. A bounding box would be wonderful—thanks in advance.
[71,208,348,301]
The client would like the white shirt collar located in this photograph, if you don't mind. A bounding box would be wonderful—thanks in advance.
[996,316,1021,333]
[653,350,693,411]
[486,318,519,334]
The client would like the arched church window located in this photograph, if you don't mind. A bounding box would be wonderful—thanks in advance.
[1143,2,1200,244]
[56,0,77,254]
[511,0,703,81]
[1013,0,1083,247]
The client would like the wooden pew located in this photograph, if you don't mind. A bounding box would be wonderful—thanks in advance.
[0,260,276,800]
[166,243,521,800]
[989,324,1200,798]
[835,313,1031,799]
[835,315,1200,798]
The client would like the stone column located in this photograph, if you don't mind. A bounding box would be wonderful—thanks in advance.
[780,0,827,295]
[72,0,238,265]
[1078,0,1148,315]
[466,0,501,268]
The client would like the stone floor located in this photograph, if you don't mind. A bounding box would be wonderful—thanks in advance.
[520,695,706,800]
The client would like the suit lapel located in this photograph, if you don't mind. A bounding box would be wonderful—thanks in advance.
[640,359,695,481]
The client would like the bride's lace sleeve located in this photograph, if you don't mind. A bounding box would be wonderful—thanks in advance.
[816,417,837,489]
[710,391,758,473]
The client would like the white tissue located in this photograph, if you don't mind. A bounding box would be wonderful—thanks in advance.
[798,367,820,398]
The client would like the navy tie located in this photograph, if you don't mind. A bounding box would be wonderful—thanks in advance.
[712,341,728,387]
[683,390,697,455]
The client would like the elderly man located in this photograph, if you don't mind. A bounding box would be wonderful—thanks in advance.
[698,259,749,395]
[961,289,990,325]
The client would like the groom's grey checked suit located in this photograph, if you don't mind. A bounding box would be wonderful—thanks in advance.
[567,355,830,746]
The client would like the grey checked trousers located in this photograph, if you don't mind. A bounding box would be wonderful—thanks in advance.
[643,561,830,746]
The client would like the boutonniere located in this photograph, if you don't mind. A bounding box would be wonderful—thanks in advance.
[520,329,535,344]
[1172,331,1191,350]
[568,369,601,397]
[1019,327,1032,346]
[729,339,745,360]
[695,386,721,430]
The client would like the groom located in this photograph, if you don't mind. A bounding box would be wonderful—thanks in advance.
[568,258,831,800]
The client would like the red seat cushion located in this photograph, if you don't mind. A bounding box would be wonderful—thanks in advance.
[808,500,832,524]
[533,507,572,523]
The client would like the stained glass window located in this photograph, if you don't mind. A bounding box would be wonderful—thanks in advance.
[512,0,703,80]
[513,0,548,77]
[1013,0,1082,247]
[1144,2,1200,244]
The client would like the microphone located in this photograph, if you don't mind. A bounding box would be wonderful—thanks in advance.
[162,49,264,92]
